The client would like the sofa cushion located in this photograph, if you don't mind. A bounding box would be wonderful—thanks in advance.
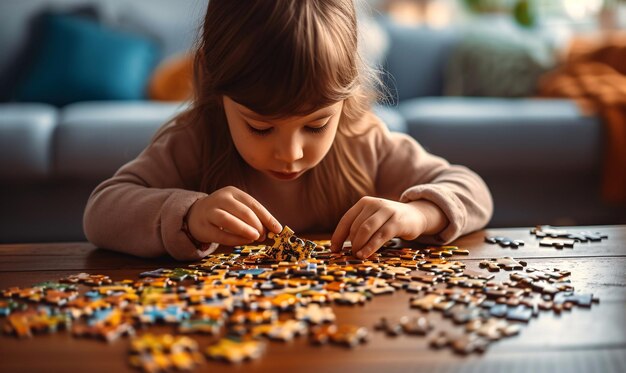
[398,98,601,174]
[0,103,57,180]
[55,101,187,179]
[379,17,458,102]
[15,13,159,106]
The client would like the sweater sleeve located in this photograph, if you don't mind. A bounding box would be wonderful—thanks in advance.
[373,128,493,244]
[83,124,210,261]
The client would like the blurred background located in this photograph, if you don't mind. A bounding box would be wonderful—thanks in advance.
[0,0,624,243]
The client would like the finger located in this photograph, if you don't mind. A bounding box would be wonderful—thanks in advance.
[211,209,260,241]
[350,209,394,255]
[331,202,364,252]
[222,197,265,239]
[204,224,258,246]
[355,222,395,259]
[232,191,282,234]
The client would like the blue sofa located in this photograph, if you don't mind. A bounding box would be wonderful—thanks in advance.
[0,1,622,243]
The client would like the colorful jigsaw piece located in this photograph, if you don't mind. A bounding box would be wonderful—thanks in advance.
[265,226,316,262]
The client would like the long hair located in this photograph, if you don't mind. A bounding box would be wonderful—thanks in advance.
[159,0,382,230]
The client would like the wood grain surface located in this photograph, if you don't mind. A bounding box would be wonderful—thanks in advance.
[0,226,624,373]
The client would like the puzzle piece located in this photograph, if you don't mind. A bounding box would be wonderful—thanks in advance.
[374,317,404,336]
[330,324,369,347]
[130,333,204,371]
[531,225,608,242]
[553,292,599,308]
[310,324,337,345]
[61,273,113,286]
[44,289,79,306]
[465,318,521,340]
[72,308,134,342]
[400,316,433,335]
[265,226,316,262]
[295,304,335,324]
[444,304,489,324]
[410,294,454,312]
[4,308,70,338]
[425,245,470,258]
[0,299,25,316]
[485,236,525,248]
[479,257,527,272]
[178,319,222,335]
[505,305,533,322]
[539,237,575,249]
[206,337,265,364]
[430,331,490,355]
[138,305,190,324]
[229,309,277,325]
[418,259,465,274]
[251,320,308,342]
[447,276,488,288]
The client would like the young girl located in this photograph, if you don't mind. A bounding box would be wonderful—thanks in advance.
[83,0,493,261]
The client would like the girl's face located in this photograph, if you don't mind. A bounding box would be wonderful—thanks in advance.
[223,96,343,182]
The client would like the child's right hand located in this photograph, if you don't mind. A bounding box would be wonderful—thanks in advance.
[186,186,282,246]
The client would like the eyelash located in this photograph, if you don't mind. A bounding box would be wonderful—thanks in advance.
[246,123,328,136]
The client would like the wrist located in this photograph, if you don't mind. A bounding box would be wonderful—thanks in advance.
[181,204,211,250]
[408,200,447,236]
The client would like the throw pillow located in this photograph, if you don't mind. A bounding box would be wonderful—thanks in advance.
[148,53,194,101]
[444,20,557,97]
[15,13,160,106]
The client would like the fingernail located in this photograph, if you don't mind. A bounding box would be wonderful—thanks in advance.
[356,251,364,259]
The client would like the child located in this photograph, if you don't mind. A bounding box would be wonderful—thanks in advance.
[83,0,493,261]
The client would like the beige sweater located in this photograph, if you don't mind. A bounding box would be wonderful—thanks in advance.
[84,112,493,260]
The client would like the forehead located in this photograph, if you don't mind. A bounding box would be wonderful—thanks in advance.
[228,97,342,123]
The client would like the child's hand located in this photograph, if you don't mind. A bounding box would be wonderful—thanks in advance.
[330,197,440,259]
[187,186,282,246]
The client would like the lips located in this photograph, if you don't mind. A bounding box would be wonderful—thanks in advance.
[269,170,302,180]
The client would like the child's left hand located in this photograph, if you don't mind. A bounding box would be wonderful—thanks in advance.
[330,197,433,259]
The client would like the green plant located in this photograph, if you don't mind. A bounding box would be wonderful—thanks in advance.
[462,0,536,27]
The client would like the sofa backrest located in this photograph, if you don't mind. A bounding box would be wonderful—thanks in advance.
[0,0,207,101]
[379,17,459,103]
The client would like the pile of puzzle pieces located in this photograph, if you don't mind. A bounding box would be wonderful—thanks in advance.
[0,226,601,370]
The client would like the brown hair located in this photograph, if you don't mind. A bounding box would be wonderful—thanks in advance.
[161,0,382,230]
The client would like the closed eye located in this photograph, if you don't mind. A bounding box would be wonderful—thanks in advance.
[246,123,273,136]
[305,123,328,134]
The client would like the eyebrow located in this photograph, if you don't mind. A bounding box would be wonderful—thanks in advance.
[240,109,335,124]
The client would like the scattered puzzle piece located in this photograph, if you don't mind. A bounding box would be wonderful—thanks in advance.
[485,236,525,248]
[430,331,490,355]
[425,245,470,258]
[295,304,335,324]
[479,257,527,272]
[130,333,204,371]
[539,237,575,249]
[206,337,265,364]
[466,318,521,340]
[419,259,465,274]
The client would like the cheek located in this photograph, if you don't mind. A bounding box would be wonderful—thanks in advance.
[307,131,335,162]
[230,128,265,166]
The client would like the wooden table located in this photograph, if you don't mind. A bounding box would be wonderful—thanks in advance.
[1,226,625,373]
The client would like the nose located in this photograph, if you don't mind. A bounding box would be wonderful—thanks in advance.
[274,134,304,165]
